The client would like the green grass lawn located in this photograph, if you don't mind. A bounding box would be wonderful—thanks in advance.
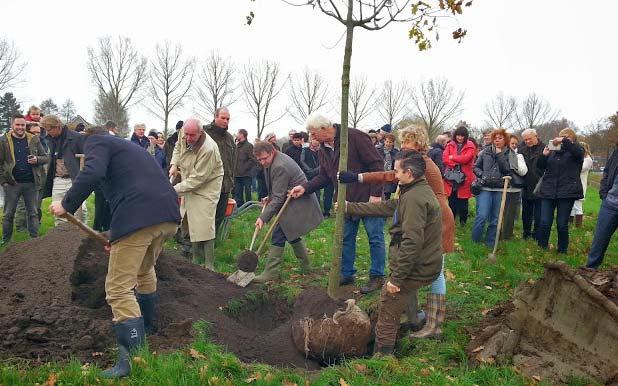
[0,187,616,385]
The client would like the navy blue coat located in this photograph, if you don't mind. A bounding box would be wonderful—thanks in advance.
[536,138,584,200]
[61,135,180,242]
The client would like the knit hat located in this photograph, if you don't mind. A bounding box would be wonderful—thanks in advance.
[264,132,276,142]
[380,124,392,133]
[175,120,184,130]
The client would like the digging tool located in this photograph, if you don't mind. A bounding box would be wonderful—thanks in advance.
[488,175,512,263]
[227,194,293,287]
[62,212,110,246]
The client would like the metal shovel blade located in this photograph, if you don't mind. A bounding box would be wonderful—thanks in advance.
[227,270,256,287]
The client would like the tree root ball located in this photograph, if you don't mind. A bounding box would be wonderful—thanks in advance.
[236,250,258,272]
[291,299,371,361]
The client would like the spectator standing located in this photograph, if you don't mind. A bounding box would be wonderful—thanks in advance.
[130,124,150,149]
[380,133,399,200]
[535,128,584,253]
[442,126,476,225]
[290,114,386,294]
[105,120,118,136]
[284,132,304,168]
[165,120,183,169]
[586,141,618,269]
[500,134,528,240]
[428,134,447,176]
[471,128,512,247]
[40,115,85,225]
[519,129,545,240]
[281,129,296,153]
[301,138,334,217]
[234,129,257,207]
[147,131,167,170]
[170,119,223,270]
[204,107,235,235]
[570,142,593,227]
[481,129,493,149]
[0,115,48,245]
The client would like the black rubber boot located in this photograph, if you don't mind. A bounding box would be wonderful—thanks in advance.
[136,292,157,334]
[101,317,145,378]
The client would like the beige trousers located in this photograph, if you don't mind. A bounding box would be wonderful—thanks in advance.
[51,177,87,224]
[105,222,178,322]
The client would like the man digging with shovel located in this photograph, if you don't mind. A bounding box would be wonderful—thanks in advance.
[252,141,322,283]
[49,126,180,378]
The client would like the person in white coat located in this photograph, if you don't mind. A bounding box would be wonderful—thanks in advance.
[169,118,224,270]
[570,142,593,227]
[501,134,528,240]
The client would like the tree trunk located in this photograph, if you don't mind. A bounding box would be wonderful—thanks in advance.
[328,0,354,298]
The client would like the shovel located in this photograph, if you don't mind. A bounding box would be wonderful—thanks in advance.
[62,212,110,246]
[487,176,512,263]
[227,194,293,287]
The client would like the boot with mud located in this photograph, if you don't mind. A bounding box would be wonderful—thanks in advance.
[372,344,394,358]
[253,245,284,283]
[401,290,426,332]
[136,292,157,334]
[203,239,215,271]
[291,240,311,273]
[360,276,384,295]
[410,293,445,340]
[101,317,145,378]
[575,214,583,228]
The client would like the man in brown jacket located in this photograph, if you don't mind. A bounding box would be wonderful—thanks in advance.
[233,129,257,208]
[344,151,442,355]
[290,114,386,294]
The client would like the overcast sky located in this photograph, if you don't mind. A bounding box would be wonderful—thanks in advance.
[2,0,616,139]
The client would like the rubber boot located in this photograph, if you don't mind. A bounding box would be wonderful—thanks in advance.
[203,239,215,271]
[402,290,426,332]
[136,292,157,334]
[575,214,583,228]
[410,293,445,339]
[253,245,284,283]
[101,317,145,378]
[192,241,205,265]
[291,240,311,272]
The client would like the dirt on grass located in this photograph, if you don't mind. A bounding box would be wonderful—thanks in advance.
[466,262,618,385]
[0,225,350,370]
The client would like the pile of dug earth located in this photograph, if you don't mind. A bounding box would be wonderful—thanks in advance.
[467,262,618,384]
[0,226,370,369]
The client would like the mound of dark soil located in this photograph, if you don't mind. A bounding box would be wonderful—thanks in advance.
[466,262,618,384]
[0,226,340,369]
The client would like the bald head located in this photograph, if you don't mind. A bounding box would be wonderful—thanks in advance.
[183,118,202,145]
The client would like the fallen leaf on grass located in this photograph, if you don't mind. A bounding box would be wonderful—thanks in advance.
[189,348,207,360]
[418,358,428,363]
[481,308,490,316]
[208,376,220,386]
[484,285,492,290]
[245,372,262,383]
[44,372,58,386]
[462,290,470,295]
[264,373,274,382]
[338,379,350,386]
[419,368,431,376]
[199,365,208,379]
[445,270,456,281]
[532,375,542,382]
[132,356,148,367]
[353,363,367,373]
[471,345,484,353]
[282,380,297,386]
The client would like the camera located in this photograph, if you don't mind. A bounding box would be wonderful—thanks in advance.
[547,142,562,151]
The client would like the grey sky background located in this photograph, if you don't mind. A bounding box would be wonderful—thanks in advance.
[2,0,616,139]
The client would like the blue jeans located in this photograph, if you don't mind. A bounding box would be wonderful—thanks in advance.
[471,190,502,247]
[429,255,446,295]
[342,216,386,279]
[586,201,618,268]
[537,198,575,253]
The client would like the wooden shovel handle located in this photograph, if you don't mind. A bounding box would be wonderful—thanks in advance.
[62,212,109,246]
[256,194,293,255]
[249,202,268,251]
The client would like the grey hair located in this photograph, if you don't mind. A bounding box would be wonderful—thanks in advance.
[521,128,538,137]
[133,123,146,130]
[435,134,447,145]
[215,107,229,117]
[306,113,332,131]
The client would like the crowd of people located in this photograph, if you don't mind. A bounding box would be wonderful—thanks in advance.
[0,103,616,370]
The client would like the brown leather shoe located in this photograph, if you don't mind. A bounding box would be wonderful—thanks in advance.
[360,276,384,294]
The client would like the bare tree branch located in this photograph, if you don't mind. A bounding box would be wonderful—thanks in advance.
[287,67,330,125]
[241,60,288,139]
[335,75,376,129]
[410,77,464,137]
[146,41,195,135]
[87,36,148,121]
[515,93,560,130]
[377,79,410,127]
[195,51,238,120]
[484,92,517,130]
[0,38,26,92]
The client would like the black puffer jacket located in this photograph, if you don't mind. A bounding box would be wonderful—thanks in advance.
[600,144,618,199]
[473,146,511,189]
[519,141,545,198]
[536,138,584,200]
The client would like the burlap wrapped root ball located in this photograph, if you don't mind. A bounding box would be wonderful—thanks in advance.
[291,299,371,360]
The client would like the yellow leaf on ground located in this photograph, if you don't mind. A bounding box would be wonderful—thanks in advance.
[245,372,262,383]
[282,380,297,386]
[532,375,542,382]
[189,348,207,360]
[44,372,58,386]
[199,365,209,379]
[339,378,350,386]
[353,363,368,373]
[420,368,431,376]
[445,270,456,281]
[471,345,484,353]
[132,356,147,367]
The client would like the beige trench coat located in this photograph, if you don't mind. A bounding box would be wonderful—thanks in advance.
[171,129,223,242]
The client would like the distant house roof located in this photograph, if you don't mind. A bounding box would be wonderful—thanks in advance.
[66,115,93,130]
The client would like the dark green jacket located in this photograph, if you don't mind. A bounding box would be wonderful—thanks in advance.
[347,177,442,286]
[234,139,257,177]
[0,132,49,190]
[204,122,235,193]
